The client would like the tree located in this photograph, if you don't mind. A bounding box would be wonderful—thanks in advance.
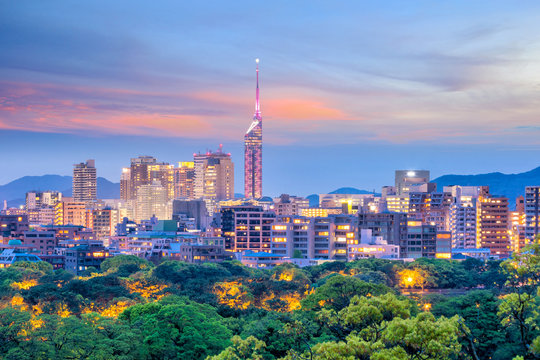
[301,275,390,312]
[208,335,267,360]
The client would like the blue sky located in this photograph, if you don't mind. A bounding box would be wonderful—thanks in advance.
[1,1,539,196]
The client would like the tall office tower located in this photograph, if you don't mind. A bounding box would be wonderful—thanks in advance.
[135,181,170,222]
[120,168,131,201]
[394,170,431,196]
[73,160,97,205]
[26,191,62,210]
[446,185,490,249]
[174,162,195,199]
[193,146,234,201]
[525,186,540,241]
[476,195,510,257]
[510,197,527,253]
[129,156,174,200]
[244,59,263,199]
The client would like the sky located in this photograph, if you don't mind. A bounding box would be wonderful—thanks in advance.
[1,1,540,196]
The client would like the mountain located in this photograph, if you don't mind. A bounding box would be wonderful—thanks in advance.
[433,166,540,206]
[0,175,120,207]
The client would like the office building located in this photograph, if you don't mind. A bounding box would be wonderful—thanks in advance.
[73,160,97,205]
[135,181,170,222]
[220,205,275,251]
[54,199,90,227]
[174,162,195,199]
[273,194,309,216]
[129,156,174,200]
[26,191,62,210]
[395,170,431,196]
[476,195,510,258]
[193,146,234,201]
[525,186,540,242]
[244,59,263,199]
[120,168,131,201]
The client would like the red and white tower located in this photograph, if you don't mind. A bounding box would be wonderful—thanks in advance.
[244,59,263,199]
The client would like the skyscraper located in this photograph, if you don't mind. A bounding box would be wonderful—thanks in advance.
[193,146,234,201]
[244,59,263,199]
[73,159,97,205]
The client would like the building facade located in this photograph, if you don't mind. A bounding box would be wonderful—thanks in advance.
[73,160,97,205]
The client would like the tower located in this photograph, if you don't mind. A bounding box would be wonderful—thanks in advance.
[244,59,263,199]
[73,159,97,206]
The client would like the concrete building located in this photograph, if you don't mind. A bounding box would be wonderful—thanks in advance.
[358,212,408,249]
[319,193,376,214]
[128,156,173,200]
[73,160,97,205]
[26,191,62,210]
[446,186,490,249]
[404,221,438,259]
[271,215,357,261]
[174,162,195,199]
[54,199,90,227]
[525,186,540,242]
[194,146,234,201]
[476,195,510,258]
[135,181,170,222]
[22,230,57,255]
[347,229,400,260]
[172,199,209,231]
[0,215,29,239]
[272,194,309,216]
[220,205,275,251]
[120,168,131,201]
[92,208,119,239]
[64,243,110,275]
[395,170,431,196]
[408,192,452,231]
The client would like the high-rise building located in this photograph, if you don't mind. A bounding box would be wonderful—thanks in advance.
[394,170,431,196]
[129,156,173,200]
[193,147,234,201]
[525,186,540,242]
[476,195,510,257]
[273,194,309,216]
[174,162,195,199]
[73,160,97,205]
[446,186,490,249]
[54,199,90,227]
[220,205,275,251]
[120,168,131,201]
[244,59,263,199]
[135,181,170,222]
[26,191,62,210]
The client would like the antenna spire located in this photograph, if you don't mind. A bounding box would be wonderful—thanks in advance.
[255,58,261,119]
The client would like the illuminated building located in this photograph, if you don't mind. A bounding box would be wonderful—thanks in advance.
[135,181,170,222]
[394,170,432,196]
[0,215,29,239]
[54,199,90,227]
[348,229,400,260]
[319,193,376,214]
[272,194,309,216]
[525,186,540,241]
[22,230,57,255]
[385,196,410,213]
[172,199,210,231]
[120,168,131,201]
[26,191,62,210]
[408,192,452,231]
[27,206,55,225]
[270,215,357,260]
[194,146,234,202]
[92,208,119,239]
[509,208,526,252]
[446,186,490,249]
[404,222,437,259]
[73,159,97,205]
[244,59,263,199]
[64,243,110,275]
[358,212,408,249]
[174,161,195,199]
[219,205,275,251]
[128,156,174,200]
[476,195,510,258]
[300,208,342,217]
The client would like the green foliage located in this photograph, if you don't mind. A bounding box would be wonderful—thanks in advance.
[301,274,391,311]
[208,335,267,360]
[101,255,154,276]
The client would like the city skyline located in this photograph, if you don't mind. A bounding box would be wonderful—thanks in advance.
[1,1,540,195]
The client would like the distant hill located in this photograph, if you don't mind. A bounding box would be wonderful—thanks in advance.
[433,166,540,206]
[0,175,120,207]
